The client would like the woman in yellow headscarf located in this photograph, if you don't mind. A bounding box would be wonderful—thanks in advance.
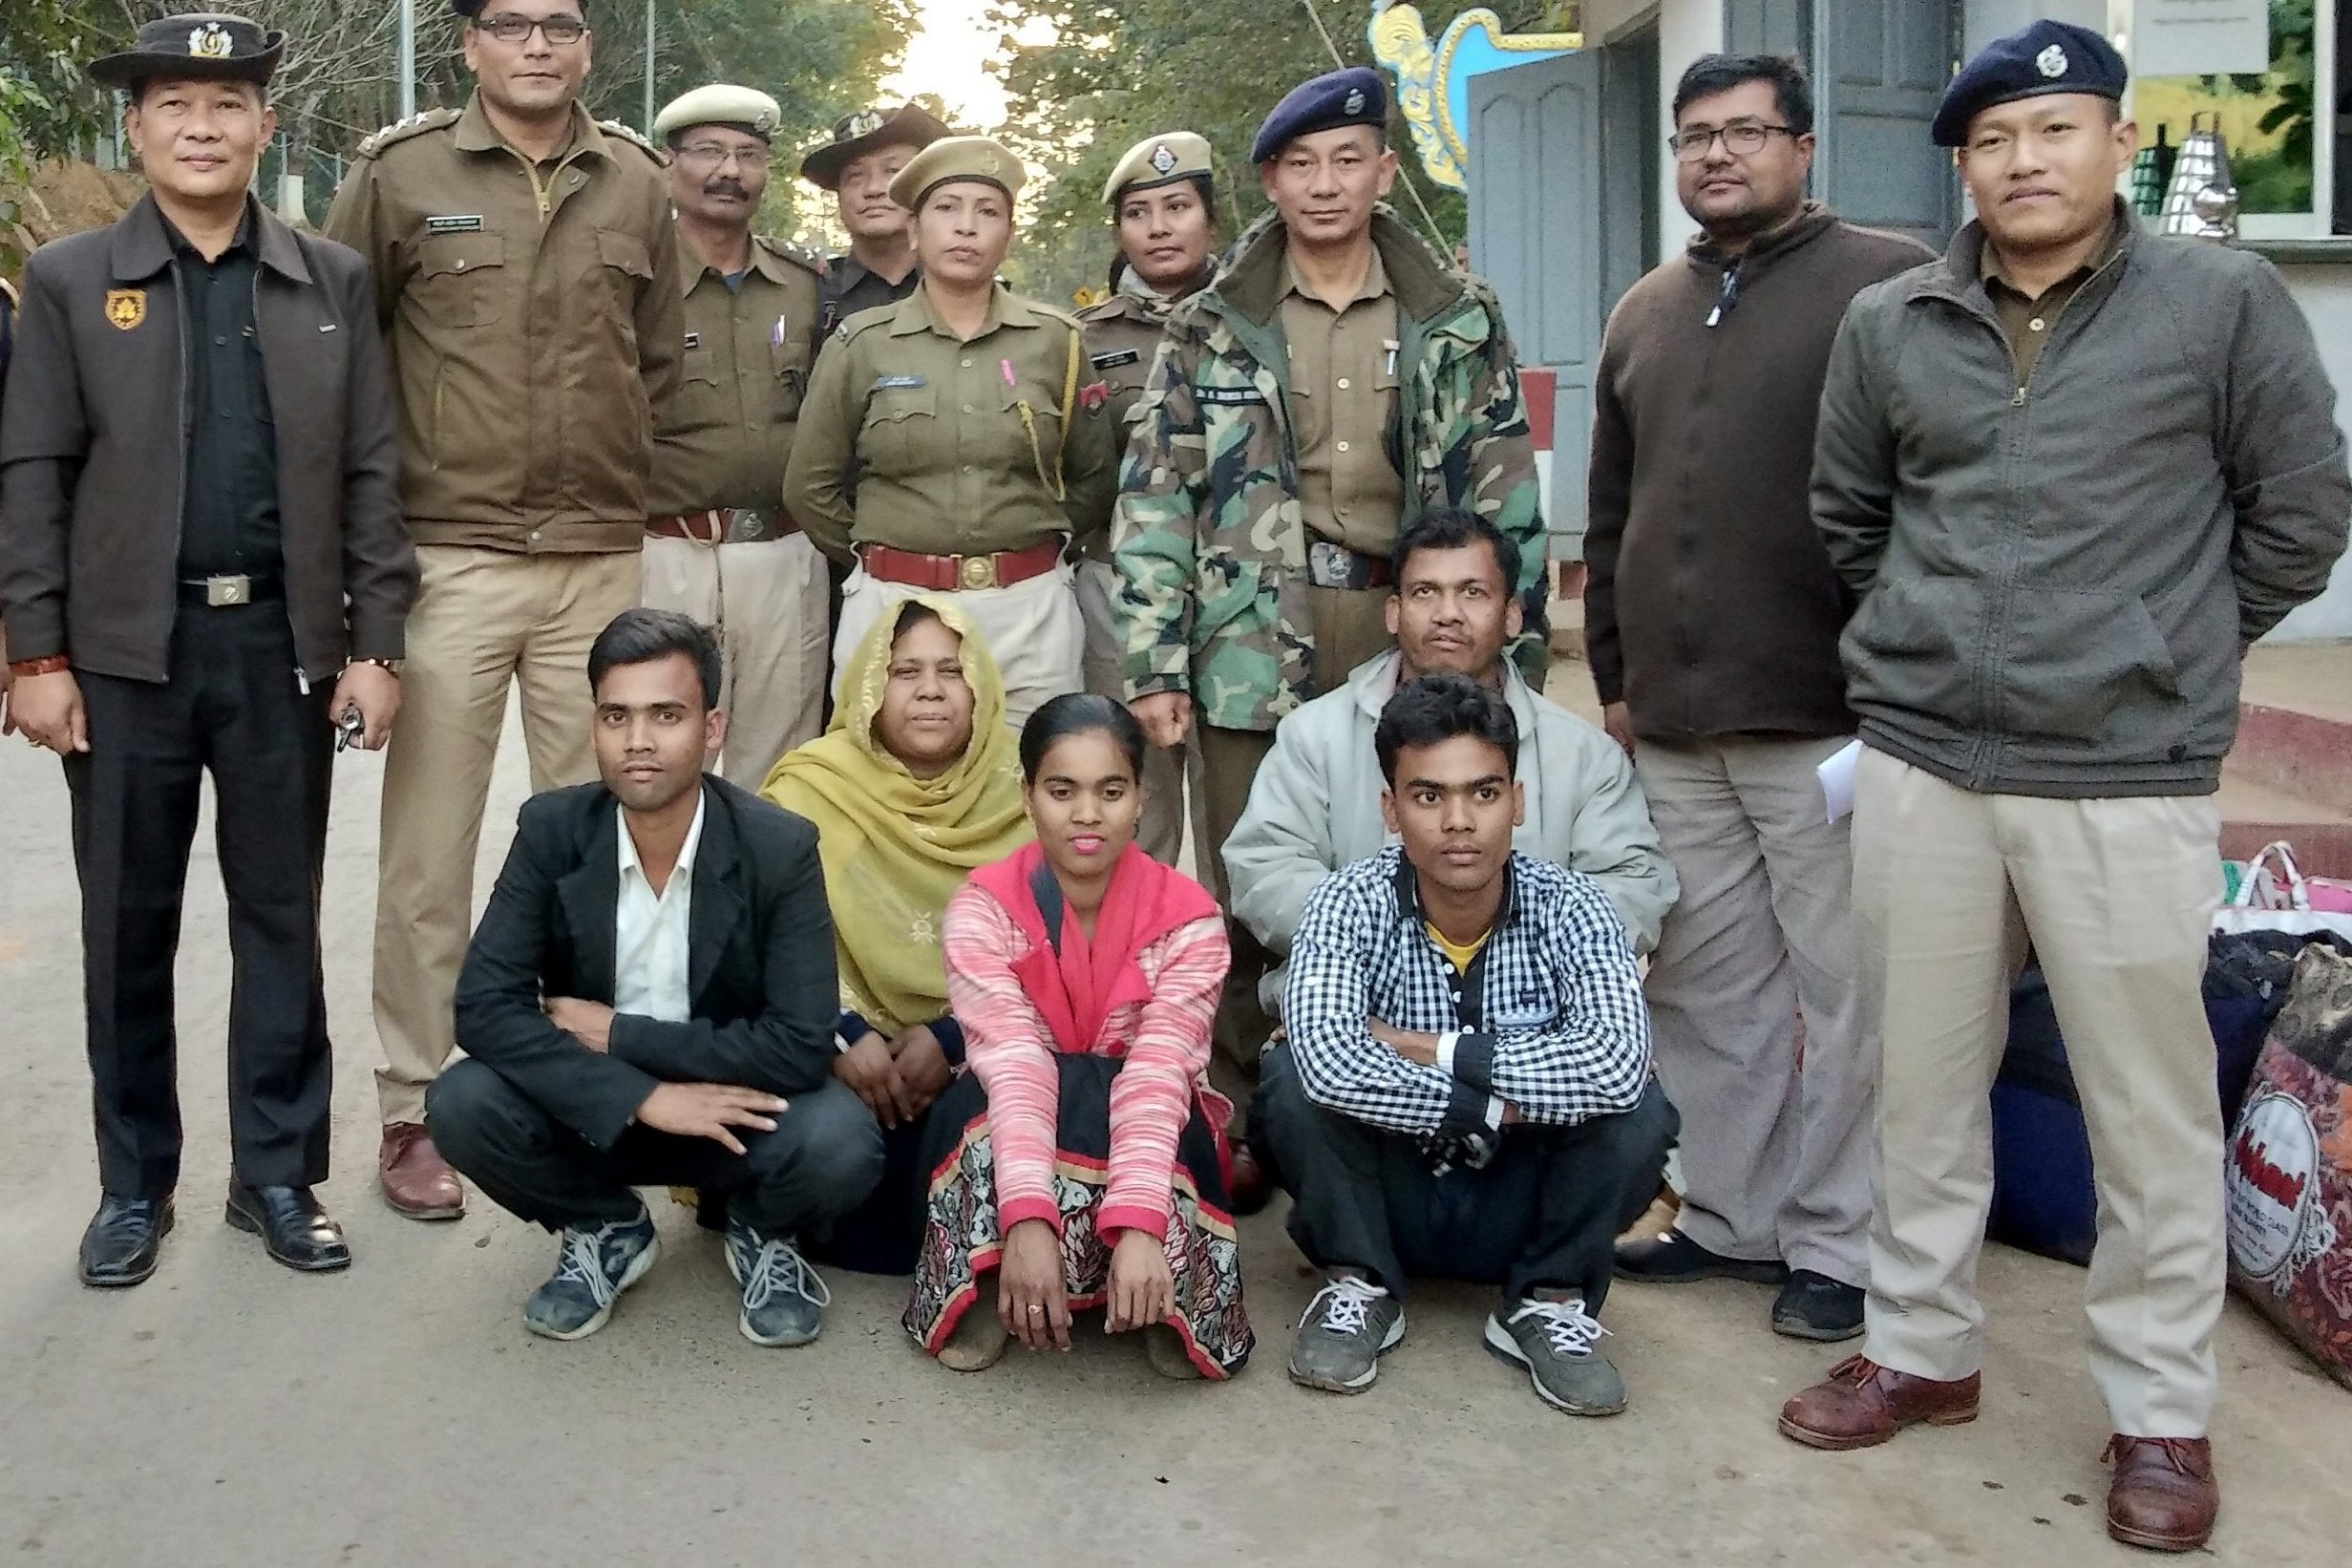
[761,595,1032,1272]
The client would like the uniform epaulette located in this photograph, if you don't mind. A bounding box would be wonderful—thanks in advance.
[353,107,460,159]
[754,235,826,277]
[597,119,664,161]
[1074,293,1129,324]
[835,306,897,342]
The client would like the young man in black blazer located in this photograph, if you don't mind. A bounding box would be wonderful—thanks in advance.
[430,609,882,1346]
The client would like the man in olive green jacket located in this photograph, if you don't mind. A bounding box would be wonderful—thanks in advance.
[1783,22,2349,1555]
[322,0,685,1219]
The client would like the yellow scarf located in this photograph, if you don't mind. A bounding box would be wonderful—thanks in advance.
[758,597,1032,1037]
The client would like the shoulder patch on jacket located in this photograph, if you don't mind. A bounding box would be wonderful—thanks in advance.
[753,235,826,278]
[598,119,665,162]
[354,107,461,159]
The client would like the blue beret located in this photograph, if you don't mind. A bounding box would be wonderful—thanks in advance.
[1250,67,1388,164]
[1932,20,2126,147]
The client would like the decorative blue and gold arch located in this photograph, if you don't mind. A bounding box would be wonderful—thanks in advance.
[1368,3,1581,191]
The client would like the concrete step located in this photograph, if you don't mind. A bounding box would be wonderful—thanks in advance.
[2228,642,2352,816]
[2216,773,2352,879]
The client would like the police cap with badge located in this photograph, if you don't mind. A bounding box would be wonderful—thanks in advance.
[1930,19,2128,147]
[654,84,782,147]
[800,103,953,192]
[1250,66,1388,164]
[888,135,1027,212]
[1103,131,1214,206]
[88,11,286,89]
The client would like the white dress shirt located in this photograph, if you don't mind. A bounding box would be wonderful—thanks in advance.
[614,795,707,1025]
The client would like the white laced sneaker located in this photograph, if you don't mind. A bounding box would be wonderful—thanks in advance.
[1484,1294,1625,1415]
[1287,1275,1406,1394]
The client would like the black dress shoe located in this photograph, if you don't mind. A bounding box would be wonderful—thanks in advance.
[1772,1268,1866,1342]
[80,1193,175,1288]
[224,1182,351,1273]
[1613,1226,1789,1284]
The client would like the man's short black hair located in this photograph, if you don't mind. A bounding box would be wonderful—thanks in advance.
[1374,673,1519,786]
[1390,506,1521,594]
[587,607,721,711]
[1672,52,1813,136]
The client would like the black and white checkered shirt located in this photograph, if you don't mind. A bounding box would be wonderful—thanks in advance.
[1283,847,1652,1164]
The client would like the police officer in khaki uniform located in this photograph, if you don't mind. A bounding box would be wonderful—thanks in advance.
[643,84,828,788]
[1074,132,1219,868]
[324,0,686,1219]
[785,136,1117,728]
[801,103,949,341]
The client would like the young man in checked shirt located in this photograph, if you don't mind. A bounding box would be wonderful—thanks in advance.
[1254,674,1675,1414]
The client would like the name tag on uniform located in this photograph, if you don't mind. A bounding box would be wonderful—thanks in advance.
[426,214,484,233]
[1197,386,1267,406]
[1091,349,1141,371]
[683,331,702,350]
[873,374,927,391]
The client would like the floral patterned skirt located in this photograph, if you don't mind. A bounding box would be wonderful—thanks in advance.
[903,1054,1254,1378]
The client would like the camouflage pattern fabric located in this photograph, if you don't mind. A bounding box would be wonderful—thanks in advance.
[1111,208,1543,733]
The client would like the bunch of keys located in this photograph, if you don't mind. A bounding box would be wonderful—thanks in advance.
[334,707,366,753]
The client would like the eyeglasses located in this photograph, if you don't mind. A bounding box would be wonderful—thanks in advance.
[674,143,766,171]
[1668,123,1796,162]
[475,13,588,46]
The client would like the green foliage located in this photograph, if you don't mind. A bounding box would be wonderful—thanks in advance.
[0,0,116,271]
[2202,0,2316,214]
[985,2,1569,304]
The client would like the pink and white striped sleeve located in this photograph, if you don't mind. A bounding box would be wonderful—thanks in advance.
[1099,914,1230,1241]
[942,883,1065,1234]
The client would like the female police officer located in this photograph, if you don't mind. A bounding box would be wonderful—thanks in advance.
[1072,132,1219,867]
[787,136,1115,728]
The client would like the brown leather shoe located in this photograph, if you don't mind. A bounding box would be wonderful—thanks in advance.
[2105,1436,2217,1553]
[1777,1355,1981,1451]
[1226,1139,1273,1217]
[379,1122,464,1220]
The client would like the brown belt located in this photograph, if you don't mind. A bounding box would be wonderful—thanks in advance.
[646,508,799,545]
[858,540,1063,592]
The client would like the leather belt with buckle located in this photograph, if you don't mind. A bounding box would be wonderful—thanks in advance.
[646,508,800,546]
[1305,540,1395,590]
[179,573,284,606]
[858,540,1064,593]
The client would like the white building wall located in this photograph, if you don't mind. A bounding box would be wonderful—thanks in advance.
[2270,267,2352,640]
[1582,0,1726,265]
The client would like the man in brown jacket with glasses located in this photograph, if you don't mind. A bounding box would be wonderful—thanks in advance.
[1587,52,1927,1345]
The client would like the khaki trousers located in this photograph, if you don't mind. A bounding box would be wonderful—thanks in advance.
[834,562,1082,731]
[1636,734,1873,1284]
[1854,748,2225,1437]
[1076,559,1197,866]
[373,545,643,1124]
[642,532,829,790]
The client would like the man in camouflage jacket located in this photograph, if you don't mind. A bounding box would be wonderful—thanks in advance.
[1112,206,1543,738]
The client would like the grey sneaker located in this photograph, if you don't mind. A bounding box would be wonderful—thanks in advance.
[524,1208,660,1341]
[1286,1275,1405,1394]
[725,1218,830,1347]
[1485,1295,1625,1415]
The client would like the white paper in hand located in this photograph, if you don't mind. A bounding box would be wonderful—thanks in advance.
[1818,738,1863,824]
